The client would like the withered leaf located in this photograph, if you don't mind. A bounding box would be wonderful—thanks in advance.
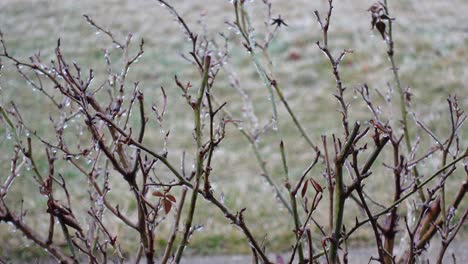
[152,191,164,198]
[310,179,323,193]
[59,214,83,232]
[166,194,176,203]
[301,180,308,198]
[162,199,173,214]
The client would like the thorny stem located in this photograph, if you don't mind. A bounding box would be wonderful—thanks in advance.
[161,188,188,264]
[280,142,305,263]
[0,1,465,263]
[437,97,461,223]
[346,135,390,196]
[311,150,466,261]
[314,0,351,136]
[348,135,389,263]
[206,197,272,263]
[0,201,74,263]
[174,56,211,263]
[134,190,152,263]
[98,103,280,264]
[203,88,222,194]
[92,111,274,263]
[155,0,203,70]
[0,105,20,142]
[322,136,334,233]
[271,80,319,151]
[289,194,305,263]
[383,0,425,202]
[288,191,323,264]
[435,209,467,263]
[249,134,293,215]
[59,221,78,264]
[215,100,293,215]
[382,141,401,263]
[70,158,139,230]
[345,149,467,239]
[235,1,320,151]
[329,122,360,263]
[0,106,45,185]
[234,1,278,124]
[127,114,272,262]
[415,179,467,251]
[355,187,385,262]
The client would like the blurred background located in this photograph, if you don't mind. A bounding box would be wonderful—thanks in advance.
[0,0,467,261]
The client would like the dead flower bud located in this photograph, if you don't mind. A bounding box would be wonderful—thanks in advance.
[368,3,384,17]
[368,2,394,40]
[271,15,288,28]
[375,21,386,40]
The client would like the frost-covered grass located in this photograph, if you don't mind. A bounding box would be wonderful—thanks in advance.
[0,0,466,259]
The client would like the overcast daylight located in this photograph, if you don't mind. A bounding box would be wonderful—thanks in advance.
[0,0,467,263]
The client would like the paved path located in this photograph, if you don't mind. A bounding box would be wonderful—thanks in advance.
[181,240,468,264]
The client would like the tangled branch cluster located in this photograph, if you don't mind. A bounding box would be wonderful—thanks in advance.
[0,1,466,263]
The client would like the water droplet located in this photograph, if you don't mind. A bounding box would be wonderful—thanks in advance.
[96,196,104,206]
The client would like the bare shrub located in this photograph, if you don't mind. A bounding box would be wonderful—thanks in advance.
[0,0,465,263]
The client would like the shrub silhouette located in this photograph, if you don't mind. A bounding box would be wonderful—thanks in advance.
[0,1,466,263]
